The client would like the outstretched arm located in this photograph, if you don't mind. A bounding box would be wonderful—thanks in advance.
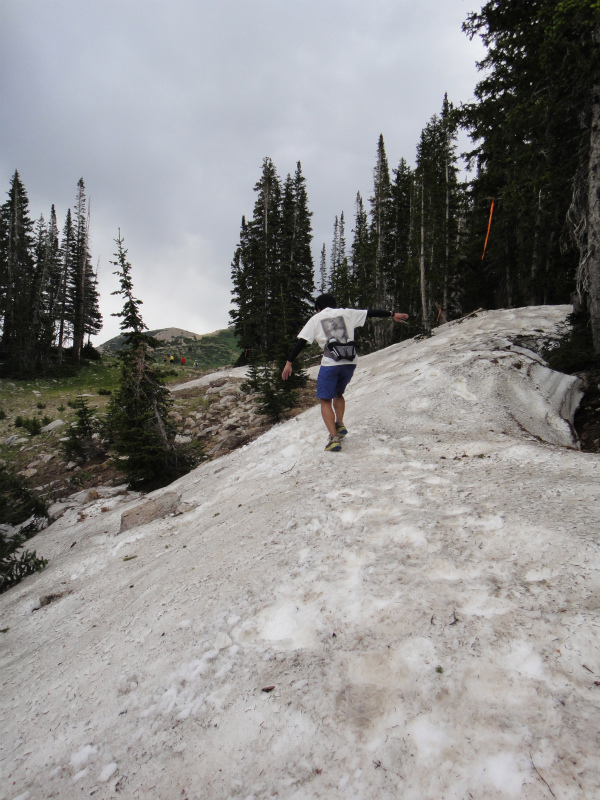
[366,309,409,322]
[282,338,308,380]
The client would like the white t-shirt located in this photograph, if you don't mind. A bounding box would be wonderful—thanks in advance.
[297,307,368,366]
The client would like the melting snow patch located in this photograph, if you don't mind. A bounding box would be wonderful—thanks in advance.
[4,305,600,799]
[97,762,117,782]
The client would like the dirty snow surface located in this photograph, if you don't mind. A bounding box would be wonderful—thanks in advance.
[3,305,600,800]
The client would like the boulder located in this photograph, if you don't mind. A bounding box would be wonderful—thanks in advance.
[175,434,192,444]
[48,501,76,520]
[119,491,181,533]
[220,384,242,397]
[41,419,66,432]
[209,377,228,388]
[5,435,28,446]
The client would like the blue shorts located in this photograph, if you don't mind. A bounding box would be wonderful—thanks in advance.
[316,365,357,400]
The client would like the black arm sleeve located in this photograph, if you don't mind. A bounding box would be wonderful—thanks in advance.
[287,338,308,362]
[366,308,393,319]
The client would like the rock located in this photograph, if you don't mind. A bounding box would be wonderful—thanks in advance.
[41,419,66,432]
[184,417,196,427]
[65,461,78,470]
[33,390,41,395]
[119,491,181,533]
[84,489,100,502]
[175,434,192,444]
[5,435,28,446]
[209,377,228,388]
[223,419,241,431]
[38,453,55,463]
[48,502,72,520]
[169,412,183,422]
[217,396,236,407]
[220,384,242,397]
[205,386,223,396]
[18,468,38,478]
[176,501,196,515]
[96,484,129,498]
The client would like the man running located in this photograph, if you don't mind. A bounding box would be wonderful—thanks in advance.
[281,293,409,451]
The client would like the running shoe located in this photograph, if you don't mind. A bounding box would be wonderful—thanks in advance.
[325,434,342,452]
[335,422,348,438]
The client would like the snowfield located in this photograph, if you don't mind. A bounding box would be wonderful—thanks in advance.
[2,305,600,800]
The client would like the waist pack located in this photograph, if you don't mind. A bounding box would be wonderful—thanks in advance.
[324,339,357,361]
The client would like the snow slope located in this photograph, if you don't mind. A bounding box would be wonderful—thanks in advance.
[2,306,600,800]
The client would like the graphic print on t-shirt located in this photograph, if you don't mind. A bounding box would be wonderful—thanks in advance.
[321,316,348,344]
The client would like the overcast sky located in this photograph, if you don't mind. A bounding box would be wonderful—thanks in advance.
[0,0,485,344]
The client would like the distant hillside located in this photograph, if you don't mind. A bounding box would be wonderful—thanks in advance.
[98,326,241,371]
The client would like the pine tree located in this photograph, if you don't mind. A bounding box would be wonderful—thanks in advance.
[277,162,315,343]
[231,158,314,415]
[369,134,394,312]
[38,205,62,360]
[70,178,91,362]
[459,0,599,324]
[106,233,196,489]
[413,101,461,331]
[389,157,416,330]
[350,192,372,307]
[318,243,328,293]
[63,395,105,461]
[57,209,75,362]
[245,157,282,359]
[329,212,351,306]
[0,171,36,374]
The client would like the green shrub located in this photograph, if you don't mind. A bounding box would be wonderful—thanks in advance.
[14,416,42,435]
[62,396,106,461]
[0,465,48,594]
[57,404,65,412]
[36,402,46,409]
[0,409,6,421]
[42,415,52,426]
[98,388,112,396]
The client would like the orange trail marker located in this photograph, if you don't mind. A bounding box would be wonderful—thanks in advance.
[482,199,495,260]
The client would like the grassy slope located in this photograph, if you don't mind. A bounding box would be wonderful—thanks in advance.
[0,331,240,505]
[100,328,241,372]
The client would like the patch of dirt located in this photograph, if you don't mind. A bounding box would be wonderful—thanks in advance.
[574,368,600,453]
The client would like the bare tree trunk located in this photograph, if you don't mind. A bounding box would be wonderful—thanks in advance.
[530,197,542,306]
[504,242,513,307]
[444,155,449,315]
[419,179,429,331]
[151,397,170,447]
[588,67,600,351]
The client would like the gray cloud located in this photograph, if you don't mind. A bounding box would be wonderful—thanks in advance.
[0,0,484,342]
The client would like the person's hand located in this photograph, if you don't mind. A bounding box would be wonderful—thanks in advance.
[393,312,409,323]
[282,362,293,380]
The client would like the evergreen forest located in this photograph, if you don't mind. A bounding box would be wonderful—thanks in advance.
[230,0,600,358]
[0,173,102,377]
